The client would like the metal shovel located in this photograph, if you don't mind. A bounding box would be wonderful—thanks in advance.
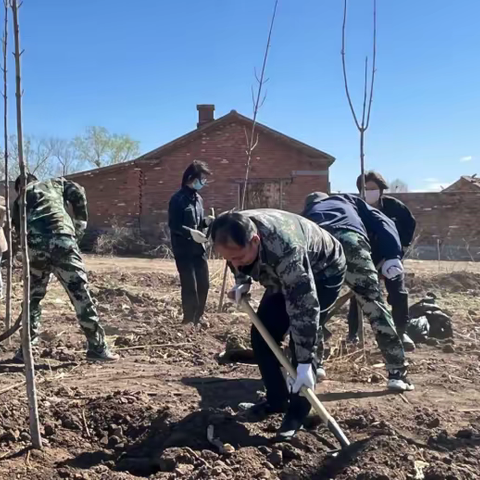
[239,298,351,449]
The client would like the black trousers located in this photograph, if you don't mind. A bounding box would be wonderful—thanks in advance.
[348,273,410,336]
[251,272,344,411]
[174,252,209,322]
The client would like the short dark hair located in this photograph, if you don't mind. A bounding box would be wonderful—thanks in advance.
[211,212,257,247]
[181,160,211,187]
[15,173,38,193]
[356,170,389,192]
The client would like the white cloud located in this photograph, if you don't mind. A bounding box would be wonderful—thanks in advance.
[424,177,439,183]
[460,155,473,162]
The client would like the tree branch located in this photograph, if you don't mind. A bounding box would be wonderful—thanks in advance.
[365,0,377,129]
[361,56,368,129]
[341,0,361,131]
[240,0,279,209]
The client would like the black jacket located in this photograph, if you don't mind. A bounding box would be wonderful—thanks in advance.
[378,195,416,248]
[168,186,207,256]
[303,194,402,262]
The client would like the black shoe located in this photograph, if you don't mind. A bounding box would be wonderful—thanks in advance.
[238,398,287,419]
[182,317,194,325]
[12,348,24,364]
[273,412,304,443]
[387,368,414,392]
[86,345,119,362]
[346,334,359,344]
[401,333,416,352]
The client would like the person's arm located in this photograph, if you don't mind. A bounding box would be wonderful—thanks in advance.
[63,179,88,240]
[168,195,194,240]
[394,201,416,247]
[276,247,320,364]
[351,196,402,260]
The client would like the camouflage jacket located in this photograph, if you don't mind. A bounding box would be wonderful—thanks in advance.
[12,178,88,241]
[236,209,346,363]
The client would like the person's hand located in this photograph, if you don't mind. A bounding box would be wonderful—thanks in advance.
[204,215,215,227]
[227,283,251,304]
[74,220,87,241]
[382,258,404,280]
[190,229,208,244]
[289,363,315,394]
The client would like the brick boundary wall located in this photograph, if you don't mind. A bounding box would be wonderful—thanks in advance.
[389,192,480,261]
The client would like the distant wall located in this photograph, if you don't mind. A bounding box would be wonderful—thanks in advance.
[390,192,480,261]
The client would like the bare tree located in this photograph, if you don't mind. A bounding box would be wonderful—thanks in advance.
[389,179,409,193]
[240,0,279,209]
[341,0,377,199]
[11,0,42,450]
[2,0,12,340]
[218,0,279,312]
[1,134,56,179]
[73,126,140,168]
[48,137,81,176]
[341,0,377,348]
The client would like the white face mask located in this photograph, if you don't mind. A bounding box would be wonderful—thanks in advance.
[365,189,381,205]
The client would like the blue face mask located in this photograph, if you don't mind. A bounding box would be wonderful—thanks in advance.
[192,179,206,191]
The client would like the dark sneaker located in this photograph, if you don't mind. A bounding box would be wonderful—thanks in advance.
[12,347,24,364]
[238,398,287,419]
[273,413,304,442]
[182,317,194,325]
[387,369,414,392]
[86,346,119,362]
[346,334,359,345]
[401,333,416,352]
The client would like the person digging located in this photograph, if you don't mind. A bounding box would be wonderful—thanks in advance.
[11,174,118,363]
[211,209,346,441]
[303,192,414,392]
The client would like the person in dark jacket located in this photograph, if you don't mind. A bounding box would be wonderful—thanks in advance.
[303,192,413,392]
[353,171,417,350]
[168,161,213,325]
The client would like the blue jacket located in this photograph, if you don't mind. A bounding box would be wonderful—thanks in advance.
[303,194,402,262]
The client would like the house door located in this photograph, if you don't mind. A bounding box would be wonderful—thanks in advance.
[239,181,282,209]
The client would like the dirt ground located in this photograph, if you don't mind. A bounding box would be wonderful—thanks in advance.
[0,256,479,480]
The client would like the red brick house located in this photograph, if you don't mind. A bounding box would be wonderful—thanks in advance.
[443,175,480,192]
[67,105,335,238]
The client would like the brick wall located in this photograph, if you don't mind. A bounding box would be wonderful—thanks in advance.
[390,192,480,260]
[70,120,330,237]
[68,163,142,231]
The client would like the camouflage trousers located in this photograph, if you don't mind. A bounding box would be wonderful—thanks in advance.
[26,235,105,350]
[332,230,406,370]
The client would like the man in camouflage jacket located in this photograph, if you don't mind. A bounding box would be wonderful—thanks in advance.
[211,209,346,441]
[12,174,118,362]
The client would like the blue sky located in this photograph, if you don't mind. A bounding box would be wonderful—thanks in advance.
[3,0,479,192]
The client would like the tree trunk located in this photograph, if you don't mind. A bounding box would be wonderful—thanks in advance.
[3,0,12,343]
[11,0,42,450]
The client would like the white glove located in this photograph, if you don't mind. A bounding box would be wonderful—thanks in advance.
[190,229,208,244]
[204,215,215,227]
[228,283,251,304]
[290,363,315,394]
[382,258,404,280]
